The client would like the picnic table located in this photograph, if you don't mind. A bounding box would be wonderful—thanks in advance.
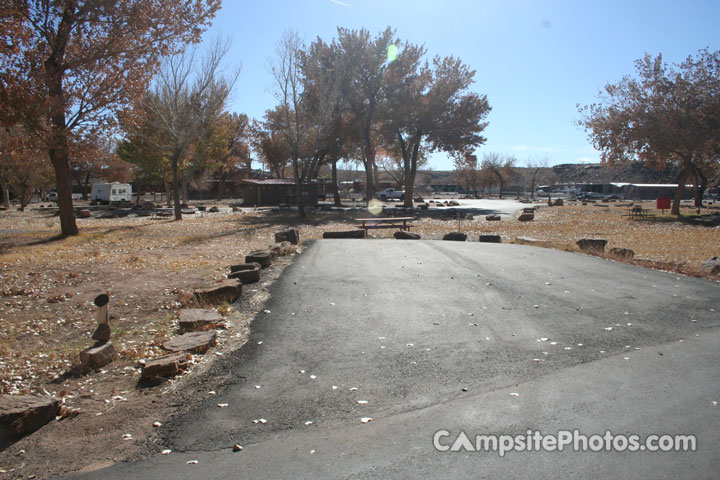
[355,217,415,234]
[623,206,655,219]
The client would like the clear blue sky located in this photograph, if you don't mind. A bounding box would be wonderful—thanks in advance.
[201,0,720,170]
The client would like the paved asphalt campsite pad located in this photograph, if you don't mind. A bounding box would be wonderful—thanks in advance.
[68,239,720,479]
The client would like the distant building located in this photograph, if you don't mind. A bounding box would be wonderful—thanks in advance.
[540,182,694,200]
[240,179,320,207]
[611,183,694,200]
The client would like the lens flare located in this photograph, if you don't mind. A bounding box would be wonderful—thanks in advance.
[368,198,383,215]
[387,44,398,63]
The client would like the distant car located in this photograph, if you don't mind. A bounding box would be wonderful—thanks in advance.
[605,194,621,200]
[374,188,405,201]
[47,192,58,202]
[578,192,605,200]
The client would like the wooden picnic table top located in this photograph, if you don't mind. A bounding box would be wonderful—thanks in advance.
[355,217,415,222]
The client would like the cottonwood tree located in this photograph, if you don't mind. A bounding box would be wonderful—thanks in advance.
[270,31,347,217]
[383,50,491,207]
[579,48,720,214]
[117,108,173,205]
[300,35,356,207]
[143,39,238,220]
[269,30,310,217]
[333,27,396,202]
[453,153,483,197]
[481,152,516,198]
[250,115,291,179]
[195,112,251,201]
[0,0,220,235]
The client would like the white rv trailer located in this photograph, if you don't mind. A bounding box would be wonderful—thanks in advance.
[90,183,133,205]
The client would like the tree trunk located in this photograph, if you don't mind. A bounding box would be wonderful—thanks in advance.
[18,183,28,212]
[50,148,78,235]
[404,137,421,208]
[82,172,90,200]
[530,169,538,200]
[2,181,9,209]
[181,176,188,205]
[43,6,77,236]
[671,164,692,215]
[171,156,182,220]
[292,158,305,218]
[363,128,376,203]
[692,165,706,208]
[492,170,504,199]
[217,172,227,201]
[162,174,171,207]
[331,157,341,207]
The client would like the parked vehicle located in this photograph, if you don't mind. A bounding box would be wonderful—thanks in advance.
[90,183,133,205]
[578,192,605,200]
[374,188,405,201]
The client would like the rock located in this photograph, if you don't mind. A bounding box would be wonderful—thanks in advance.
[610,247,635,259]
[0,395,61,438]
[322,230,366,239]
[78,209,92,218]
[443,232,467,241]
[79,342,117,369]
[179,309,222,332]
[320,204,333,211]
[228,263,261,284]
[208,206,220,213]
[419,203,429,210]
[576,238,608,252]
[517,213,535,221]
[270,241,296,257]
[181,208,196,215]
[486,214,501,221]
[91,323,111,343]
[140,201,155,210]
[700,256,720,275]
[232,206,242,212]
[552,198,564,206]
[275,228,300,245]
[479,234,501,243]
[522,207,535,214]
[394,231,421,240]
[192,280,242,305]
[465,214,474,220]
[163,331,217,354]
[140,353,190,380]
[414,196,424,203]
[245,250,273,268]
[448,200,460,206]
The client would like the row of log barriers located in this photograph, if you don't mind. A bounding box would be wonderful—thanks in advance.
[138,228,301,383]
[0,228,303,442]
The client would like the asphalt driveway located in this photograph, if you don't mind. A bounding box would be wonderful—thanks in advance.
[70,239,720,479]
